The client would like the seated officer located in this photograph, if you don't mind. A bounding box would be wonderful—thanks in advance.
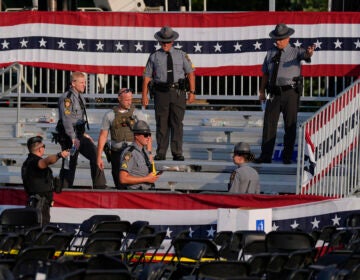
[119,121,159,190]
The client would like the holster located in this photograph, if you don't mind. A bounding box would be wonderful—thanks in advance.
[53,119,72,149]
[27,194,49,209]
[103,142,112,163]
[74,120,87,138]
[293,76,303,94]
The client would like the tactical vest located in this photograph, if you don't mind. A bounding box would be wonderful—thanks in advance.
[110,105,135,143]
[22,155,53,194]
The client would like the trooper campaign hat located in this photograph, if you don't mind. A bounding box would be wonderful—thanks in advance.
[132,120,151,135]
[269,23,295,40]
[154,26,179,42]
[233,142,255,161]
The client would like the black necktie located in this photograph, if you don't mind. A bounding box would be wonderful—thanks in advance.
[166,52,174,84]
[78,95,90,130]
[269,49,282,89]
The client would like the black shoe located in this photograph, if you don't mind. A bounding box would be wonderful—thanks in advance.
[154,154,166,161]
[283,159,292,164]
[173,155,185,161]
[254,157,272,164]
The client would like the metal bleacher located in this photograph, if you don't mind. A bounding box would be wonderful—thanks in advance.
[0,106,310,194]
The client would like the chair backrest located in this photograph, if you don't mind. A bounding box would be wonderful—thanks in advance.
[83,238,122,255]
[178,241,207,261]
[265,231,315,253]
[17,245,56,261]
[45,232,75,252]
[173,238,219,260]
[0,233,23,252]
[0,207,41,233]
[238,231,266,259]
[91,220,131,234]
[79,214,120,234]
[213,231,233,247]
[197,261,249,279]
[346,213,360,227]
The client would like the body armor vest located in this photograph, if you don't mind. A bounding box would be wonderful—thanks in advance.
[110,105,135,143]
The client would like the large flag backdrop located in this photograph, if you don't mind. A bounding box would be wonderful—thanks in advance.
[0,11,359,76]
[1,187,359,240]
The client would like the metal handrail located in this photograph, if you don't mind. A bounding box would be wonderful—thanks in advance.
[0,62,23,137]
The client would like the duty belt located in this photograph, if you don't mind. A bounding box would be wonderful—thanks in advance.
[271,84,295,95]
[153,82,179,92]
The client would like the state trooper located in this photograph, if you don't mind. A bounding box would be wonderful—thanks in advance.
[56,71,107,189]
[119,120,159,190]
[97,88,152,189]
[142,26,196,161]
[228,142,260,194]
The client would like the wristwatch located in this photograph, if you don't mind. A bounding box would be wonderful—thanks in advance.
[189,90,196,95]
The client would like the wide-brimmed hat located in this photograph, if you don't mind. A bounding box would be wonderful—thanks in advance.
[233,142,255,161]
[269,23,295,40]
[154,26,179,42]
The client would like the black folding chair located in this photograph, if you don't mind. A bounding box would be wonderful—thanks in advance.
[0,207,41,234]
[197,261,249,280]
[70,214,120,250]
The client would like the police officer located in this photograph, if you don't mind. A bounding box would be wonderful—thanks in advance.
[228,142,260,194]
[21,136,70,225]
[57,71,107,189]
[255,23,315,164]
[142,26,196,161]
[97,88,152,189]
[119,120,159,190]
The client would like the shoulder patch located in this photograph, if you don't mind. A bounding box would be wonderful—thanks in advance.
[185,53,195,69]
[123,151,132,162]
[121,151,132,169]
[64,98,72,115]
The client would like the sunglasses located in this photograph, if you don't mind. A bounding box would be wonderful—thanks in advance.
[119,88,133,95]
[39,144,46,149]
[160,42,172,45]
[137,133,151,138]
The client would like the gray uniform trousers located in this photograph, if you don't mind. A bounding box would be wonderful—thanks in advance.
[153,88,186,157]
[60,135,106,189]
[261,88,299,161]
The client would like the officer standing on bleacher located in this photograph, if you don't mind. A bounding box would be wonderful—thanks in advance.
[142,26,196,161]
[56,71,106,189]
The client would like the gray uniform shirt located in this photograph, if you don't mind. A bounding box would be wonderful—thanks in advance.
[228,163,260,194]
[262,44,310,86]
[143,48,194,82]
[100,108,146,150]
[120,143,152,190]
[58,88,86,140]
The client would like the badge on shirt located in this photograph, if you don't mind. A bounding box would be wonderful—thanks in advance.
[121,152,132,169]
[64,98,72,115]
